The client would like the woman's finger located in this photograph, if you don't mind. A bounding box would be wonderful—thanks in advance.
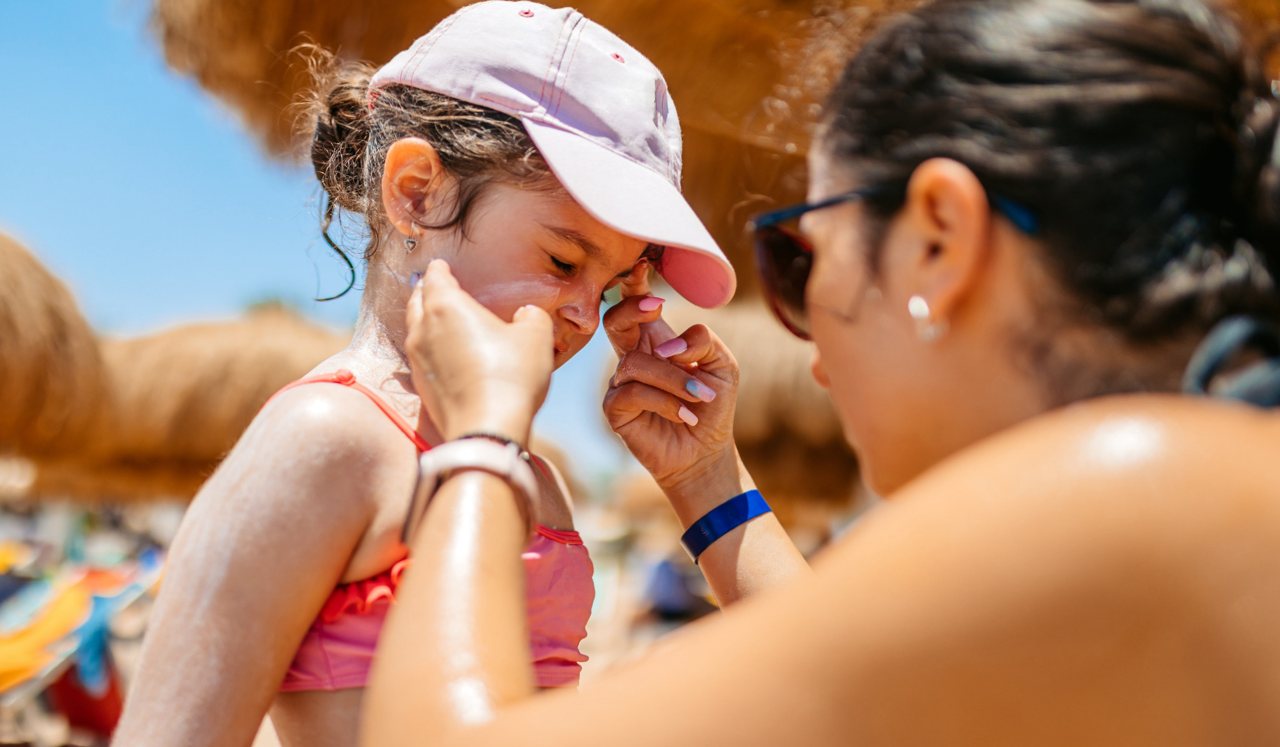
[612,350,716,404]
[511,304,555,347]
[603,381,700,428]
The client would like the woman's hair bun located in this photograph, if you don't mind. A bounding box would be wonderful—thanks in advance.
[309,59,377,216]
[1239,94,1280,252]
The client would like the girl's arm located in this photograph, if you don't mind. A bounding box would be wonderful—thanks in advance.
[113,386,408,747]
[602,285,810,606]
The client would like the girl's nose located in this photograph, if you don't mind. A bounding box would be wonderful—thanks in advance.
[558,293,600,336]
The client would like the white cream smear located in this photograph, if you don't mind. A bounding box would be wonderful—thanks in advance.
[468,275,568,312]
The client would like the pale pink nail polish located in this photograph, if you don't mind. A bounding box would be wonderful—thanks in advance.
[654,338,688,358]
[678,406,699,426]
[638,296,665,312]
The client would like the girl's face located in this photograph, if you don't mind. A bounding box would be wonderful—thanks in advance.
[432,183,651,370]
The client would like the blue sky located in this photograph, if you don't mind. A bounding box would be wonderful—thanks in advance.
[0,0,629,483]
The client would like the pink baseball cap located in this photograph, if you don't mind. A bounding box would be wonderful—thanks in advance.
[369,1,736,309]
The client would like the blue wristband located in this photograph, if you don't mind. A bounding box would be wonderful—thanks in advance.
[680,490,772,563]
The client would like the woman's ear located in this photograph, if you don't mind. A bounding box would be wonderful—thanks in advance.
[894,158,993,323]
[382,138,448,237]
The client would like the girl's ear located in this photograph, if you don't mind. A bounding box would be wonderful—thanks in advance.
[382,138,449,236]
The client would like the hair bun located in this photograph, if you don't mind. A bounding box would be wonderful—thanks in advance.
[309,61,376,216]
[1239,94,1280,250]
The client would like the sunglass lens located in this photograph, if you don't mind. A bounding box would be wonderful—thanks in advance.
[755,225,812,339]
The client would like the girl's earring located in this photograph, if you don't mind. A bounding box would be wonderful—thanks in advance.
[404,209,420,253]
[908,295,949,343]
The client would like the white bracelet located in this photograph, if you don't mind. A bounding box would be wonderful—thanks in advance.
[402,437,539,546]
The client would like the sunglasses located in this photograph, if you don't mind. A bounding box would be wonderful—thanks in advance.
[750,187,1040,340]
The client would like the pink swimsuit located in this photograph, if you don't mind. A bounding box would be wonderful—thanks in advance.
[272,370,595,691]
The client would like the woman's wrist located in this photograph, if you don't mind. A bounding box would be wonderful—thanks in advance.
[445,409,534,447]
[659,446,757,529]
[442,391,537,446]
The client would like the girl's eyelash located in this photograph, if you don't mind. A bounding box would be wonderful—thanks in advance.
[551,257,575,275]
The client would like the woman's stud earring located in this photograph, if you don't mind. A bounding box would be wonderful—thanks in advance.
[404,235,418,253]
[908,295,949,343]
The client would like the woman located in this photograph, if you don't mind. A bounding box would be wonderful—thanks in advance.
[113,4,742,746]
[366,0,1280,744]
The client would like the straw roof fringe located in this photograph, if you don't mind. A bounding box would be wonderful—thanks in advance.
[12,304,348,503]
[27,457,213,504]
[0,233,105,457]
[87,304,348,466]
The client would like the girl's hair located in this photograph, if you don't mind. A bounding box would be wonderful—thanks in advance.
[302,51,556,296]
[823,0,1280,352]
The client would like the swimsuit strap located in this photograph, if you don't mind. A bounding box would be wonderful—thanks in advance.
[269,370,433,452]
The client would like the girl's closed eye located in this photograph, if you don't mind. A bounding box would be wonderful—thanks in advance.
[550,255,577,276]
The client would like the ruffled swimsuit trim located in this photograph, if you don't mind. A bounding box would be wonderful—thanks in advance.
[318,524,584,625]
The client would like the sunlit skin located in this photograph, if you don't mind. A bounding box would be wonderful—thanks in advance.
[364,143,1280,746]
[111,138,650,747]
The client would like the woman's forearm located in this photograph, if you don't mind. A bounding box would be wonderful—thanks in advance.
[363,471,534,747]
[663,449,811,606]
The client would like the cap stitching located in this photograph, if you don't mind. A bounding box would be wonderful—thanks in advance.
[552,18,587,118]
[537,14,573,111]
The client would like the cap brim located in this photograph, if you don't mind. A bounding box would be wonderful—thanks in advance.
[522,118,737,309]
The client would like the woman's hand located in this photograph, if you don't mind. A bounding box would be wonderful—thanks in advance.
[406,259,554,446]
[602,269,753,526]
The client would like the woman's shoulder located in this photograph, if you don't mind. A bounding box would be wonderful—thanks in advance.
[868,394,1280,570]
[912,394,1279,510]
[792,398,1280,736]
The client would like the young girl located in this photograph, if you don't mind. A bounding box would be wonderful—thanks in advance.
[113,4,735,746]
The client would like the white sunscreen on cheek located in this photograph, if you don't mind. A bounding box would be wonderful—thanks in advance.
[468,275,568,314]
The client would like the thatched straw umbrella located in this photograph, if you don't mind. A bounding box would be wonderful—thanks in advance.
[29,304,349,502]
[148,0,934,295]
[0,232,105,458]
[1239,0,1280,79]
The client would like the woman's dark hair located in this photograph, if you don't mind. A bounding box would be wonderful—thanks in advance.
[302,50,556,298]
[823,0,1280,390]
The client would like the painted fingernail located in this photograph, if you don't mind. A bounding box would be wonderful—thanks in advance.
[678,406,699,426]
[686,379,716,402]
[410,272,422,289]
[654,338,688,358]
[638,296,665,312]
